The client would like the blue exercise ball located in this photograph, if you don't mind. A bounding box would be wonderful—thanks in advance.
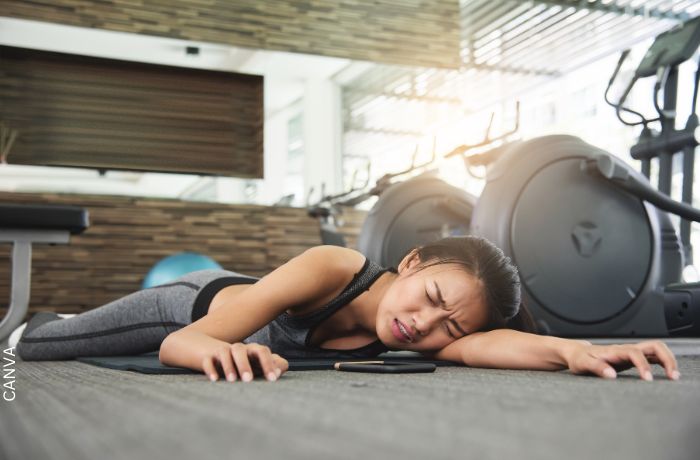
[142,252,222,289]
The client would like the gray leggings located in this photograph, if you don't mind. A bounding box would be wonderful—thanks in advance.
[16,269,256,361]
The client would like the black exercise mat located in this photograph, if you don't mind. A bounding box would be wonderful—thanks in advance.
[76,351,460,374]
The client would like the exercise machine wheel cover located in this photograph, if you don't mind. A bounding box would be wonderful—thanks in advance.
[471,135,682,337]
[358,173,477,269]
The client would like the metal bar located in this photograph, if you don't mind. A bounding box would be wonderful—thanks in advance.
[469,63,560,77]
[465,0,687,74]
[460,0,503,26]
[468,3,538,41]
[473,7,582,67]
[0,229,71,244]
[658,66,680,196]
[342,67,412,107]
[462,1,522,40]
[343,91,462,105]
[460,2,527,67]
[486,8,610,68]
[505,12,619,68]
[344,126,424,137]
[681,143,695,265]
[499,0,679,72]
[471,3,555,51]
[0,241,31,345]
[504,12,638,71]
[520,0,690,20]
[523,16,675,75]
[469,5,562,62]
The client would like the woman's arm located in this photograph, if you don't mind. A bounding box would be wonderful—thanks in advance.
[426,328,680,380]
[159,245,348,378]
[427,329,587,371]
[159,329,233,370]
[169,245,347,342]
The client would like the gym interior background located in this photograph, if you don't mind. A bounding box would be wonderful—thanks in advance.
[2,2,700,460]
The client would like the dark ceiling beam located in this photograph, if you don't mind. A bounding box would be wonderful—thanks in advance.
[468,62,561,77]
[519,0,690,21]
[343,125,424,137]
[343,91,462,105]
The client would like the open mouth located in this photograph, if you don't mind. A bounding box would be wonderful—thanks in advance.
[393,319,412,342]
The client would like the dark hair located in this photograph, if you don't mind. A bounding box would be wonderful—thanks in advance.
[398,235,538,334]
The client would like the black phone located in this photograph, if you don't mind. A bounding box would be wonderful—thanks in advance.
[333,360,436,374]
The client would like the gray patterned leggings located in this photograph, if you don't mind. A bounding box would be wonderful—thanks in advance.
[16,269,255,361]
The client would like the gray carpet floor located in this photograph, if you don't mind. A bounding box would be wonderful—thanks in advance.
[2,339,699,460]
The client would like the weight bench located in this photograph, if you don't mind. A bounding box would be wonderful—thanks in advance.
[0,203,89,346]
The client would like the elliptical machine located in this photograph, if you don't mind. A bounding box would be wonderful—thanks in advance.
[342,104,519,269]
[468,16,700,338]
[306,134,480,268]
[306,163,372,248]
[353,139,478,269]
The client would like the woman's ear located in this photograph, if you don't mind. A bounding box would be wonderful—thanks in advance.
[398,249,421,274]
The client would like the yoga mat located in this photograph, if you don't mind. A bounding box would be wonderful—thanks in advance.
[76,351,460,374]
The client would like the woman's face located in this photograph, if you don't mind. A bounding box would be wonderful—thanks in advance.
[375,252,490,352]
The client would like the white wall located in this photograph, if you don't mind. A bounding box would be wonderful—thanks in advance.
[302,79,343,201]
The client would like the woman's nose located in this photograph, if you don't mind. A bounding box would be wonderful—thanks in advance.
[413,307,448,336]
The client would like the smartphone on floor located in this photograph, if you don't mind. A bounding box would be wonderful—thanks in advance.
[334,360,436,373]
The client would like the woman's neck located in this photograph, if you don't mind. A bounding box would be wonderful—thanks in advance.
[349,270,397,335]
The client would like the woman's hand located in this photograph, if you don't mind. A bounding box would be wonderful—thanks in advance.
[200,342,289,383]
[565,340,680,381]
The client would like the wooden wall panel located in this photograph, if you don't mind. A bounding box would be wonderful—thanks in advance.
[0,192,367,321]
[0,46,264,177]
[2,0,461,69]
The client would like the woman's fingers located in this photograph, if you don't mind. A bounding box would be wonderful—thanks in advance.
[249,345,279,382]
[272,354,289,378]
[231,343,255,382]
[230,343,280,382]
[201,342,287,383]
[573,341,682,381]
[597,346,651,380]
[599,341,681,381]
[218,348,237,382]
[636,340,680,380]
[579,352,617,379]
[201,357,220,382]
[625,348,653,381]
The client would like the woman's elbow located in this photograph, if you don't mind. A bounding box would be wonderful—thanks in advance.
[158,333,178,365]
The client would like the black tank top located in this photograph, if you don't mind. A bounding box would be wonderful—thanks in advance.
[192,258,396,359]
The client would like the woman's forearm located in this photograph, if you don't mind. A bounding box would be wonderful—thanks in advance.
[457,329,591,371]
[159,329,230,372]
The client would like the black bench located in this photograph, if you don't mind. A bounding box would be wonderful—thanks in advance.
[0,203,89,345]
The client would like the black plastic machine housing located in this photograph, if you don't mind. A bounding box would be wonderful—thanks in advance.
[470,135,684,337]
[358,173,477,270]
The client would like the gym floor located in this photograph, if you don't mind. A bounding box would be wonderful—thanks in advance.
[3,339,699,460]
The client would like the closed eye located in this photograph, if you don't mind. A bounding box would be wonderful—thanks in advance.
[426,289,455,338]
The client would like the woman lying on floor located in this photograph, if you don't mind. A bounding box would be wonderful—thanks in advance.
[16,236,680,383]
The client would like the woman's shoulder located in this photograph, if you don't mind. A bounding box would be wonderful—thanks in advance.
[302,245,367,276]
[281,246,367,316]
